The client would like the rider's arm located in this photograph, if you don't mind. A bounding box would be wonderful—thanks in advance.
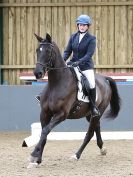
[79,38,96,63]
[63,37,72,61]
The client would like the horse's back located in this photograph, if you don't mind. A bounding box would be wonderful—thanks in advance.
[95,73,107,83]
[95,73,111,89]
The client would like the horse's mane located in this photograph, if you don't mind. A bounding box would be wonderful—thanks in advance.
[52,41,65,64]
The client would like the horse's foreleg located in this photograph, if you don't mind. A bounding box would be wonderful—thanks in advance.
[28,111,51,168]
[29,111,65,167]
[71,116,99,160]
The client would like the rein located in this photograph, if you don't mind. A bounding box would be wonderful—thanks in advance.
[36,62,68,71]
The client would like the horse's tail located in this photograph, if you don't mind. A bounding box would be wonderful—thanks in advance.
[105,77,121,119]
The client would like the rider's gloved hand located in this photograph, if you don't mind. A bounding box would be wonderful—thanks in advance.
[67,61,73,66]
[72,61,80,67]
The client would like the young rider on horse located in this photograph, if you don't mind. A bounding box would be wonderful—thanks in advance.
[63,14,100,117]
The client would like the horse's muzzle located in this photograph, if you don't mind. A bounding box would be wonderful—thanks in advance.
[34,68,45,79]
[34,72,43,79]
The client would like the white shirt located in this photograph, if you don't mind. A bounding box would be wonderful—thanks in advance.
[79,33,86,43]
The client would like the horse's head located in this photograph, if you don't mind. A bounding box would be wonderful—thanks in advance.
[34,33,54,79]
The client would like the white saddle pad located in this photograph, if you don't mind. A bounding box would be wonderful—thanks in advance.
[74,67,97,103]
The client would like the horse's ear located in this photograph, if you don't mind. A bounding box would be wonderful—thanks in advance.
[46,33,52,43]
[34,33,43,42]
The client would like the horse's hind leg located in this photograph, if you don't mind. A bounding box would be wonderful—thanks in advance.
[94,102,110,155]
[71,116,99,160]
[86,116,104,151]
[95,120,107,155]
[85,116,106,156]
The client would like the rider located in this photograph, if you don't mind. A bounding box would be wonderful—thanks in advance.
[63,14,100,117]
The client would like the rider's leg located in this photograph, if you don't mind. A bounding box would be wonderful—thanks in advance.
[82,69,100,117]
[89,87,100,116]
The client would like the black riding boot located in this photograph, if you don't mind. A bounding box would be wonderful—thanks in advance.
[89,88,100,117]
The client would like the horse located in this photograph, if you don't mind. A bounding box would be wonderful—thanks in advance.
[28,33,121,168]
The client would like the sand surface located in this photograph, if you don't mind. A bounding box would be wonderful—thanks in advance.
[0,132,133,177]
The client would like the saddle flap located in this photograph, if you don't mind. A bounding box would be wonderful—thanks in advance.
[80,74,90,96]
[70,66,90,97]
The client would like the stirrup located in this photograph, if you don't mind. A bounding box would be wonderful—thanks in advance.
[35,95,40,103]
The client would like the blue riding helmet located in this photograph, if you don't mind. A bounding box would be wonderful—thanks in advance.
[76,14,92,25]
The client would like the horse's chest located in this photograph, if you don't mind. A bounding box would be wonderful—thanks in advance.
[47,94,62,110]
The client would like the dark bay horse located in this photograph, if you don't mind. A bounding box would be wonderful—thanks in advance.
[28,33,121,168]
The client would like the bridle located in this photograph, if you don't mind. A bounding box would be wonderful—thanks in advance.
[36,42,68,72]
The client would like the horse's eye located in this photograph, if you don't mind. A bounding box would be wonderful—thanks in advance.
[40,47,43,51]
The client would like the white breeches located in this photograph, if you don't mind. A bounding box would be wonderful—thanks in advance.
[82,69,95,89]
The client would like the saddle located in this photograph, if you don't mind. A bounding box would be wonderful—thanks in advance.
[69,67,90,116]
[69,67,90,98]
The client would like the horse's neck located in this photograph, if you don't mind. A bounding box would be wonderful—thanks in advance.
[53,43,66,68]
[47,42,71,86]
[48,69,68,85]
[48,63,71,87]
[55,55,65,68]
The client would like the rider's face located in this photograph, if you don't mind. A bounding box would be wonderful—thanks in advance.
[78,24,89,33]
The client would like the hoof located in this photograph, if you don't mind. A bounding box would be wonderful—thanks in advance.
[28,155,38,162]
[69,154,78,160]
[28,155,42,163]
[100,147,107,155]
[27,162,39,169]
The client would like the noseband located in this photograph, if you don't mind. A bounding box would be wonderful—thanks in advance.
[36,42,68,71]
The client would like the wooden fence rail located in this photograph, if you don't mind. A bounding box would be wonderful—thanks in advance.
[1,0,133,85]
[1,2,133,7]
